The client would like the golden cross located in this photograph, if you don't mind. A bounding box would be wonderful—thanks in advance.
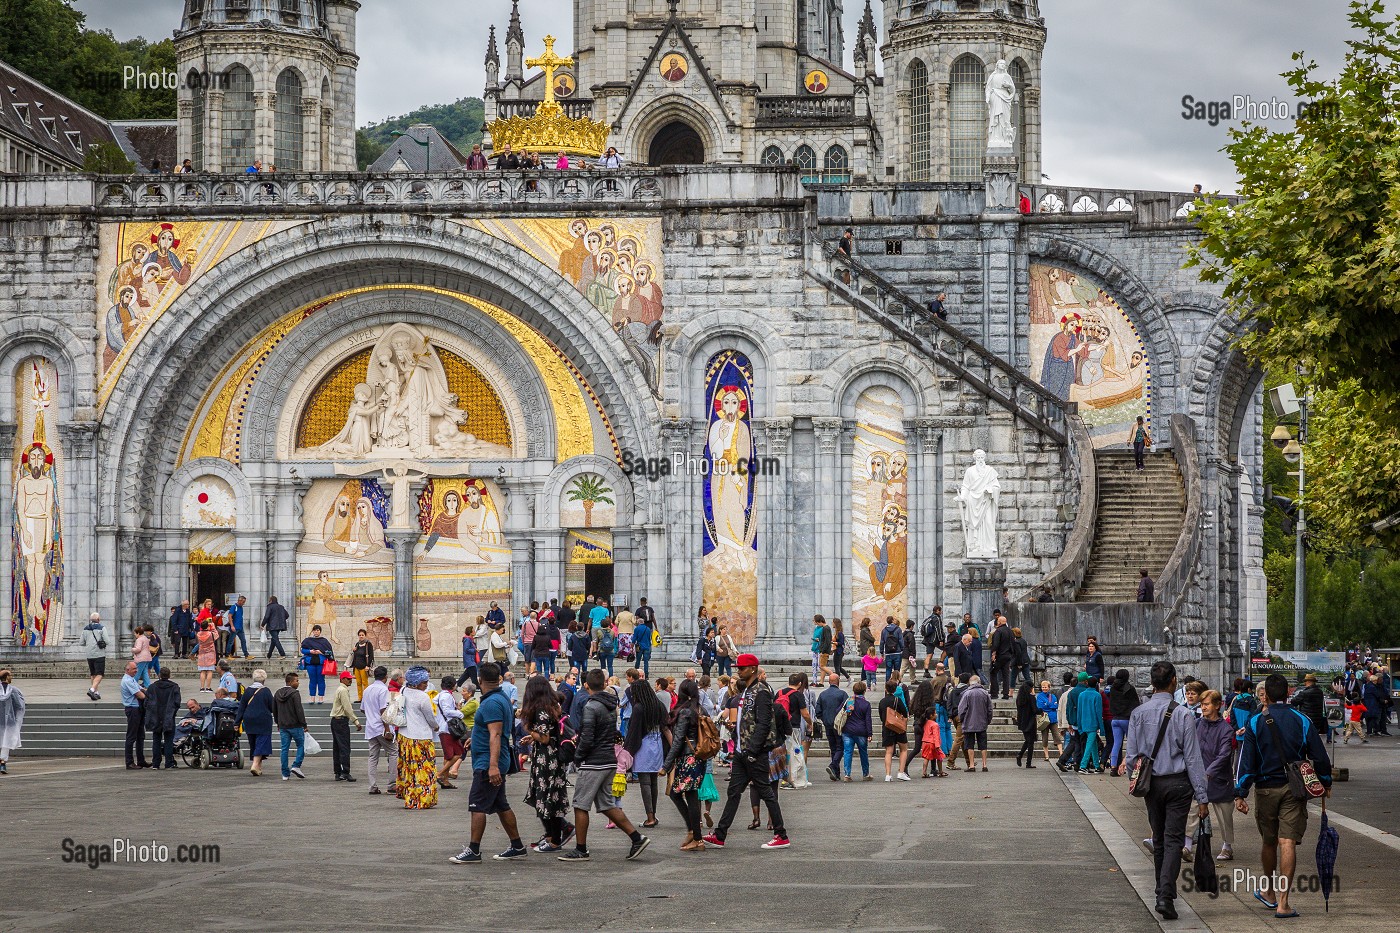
[527,35,574,107]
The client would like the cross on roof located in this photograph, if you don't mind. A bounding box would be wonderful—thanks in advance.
[526,35,574,107]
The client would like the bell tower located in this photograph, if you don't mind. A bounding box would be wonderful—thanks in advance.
[883,0,1045,183]
[175,0,359,172]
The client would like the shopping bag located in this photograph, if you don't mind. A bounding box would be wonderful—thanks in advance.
[304,732,323,756]
[1192,816,1218,896]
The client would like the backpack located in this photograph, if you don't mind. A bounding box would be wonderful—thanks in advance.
[921,616,937,641]
[770,696,793,744]
[695,712,721,760]
[775,686,799,717]
[557,715,579,767]
[599,628,617,653]
[882,626,902,654]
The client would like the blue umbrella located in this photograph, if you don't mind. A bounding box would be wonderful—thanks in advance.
[1316,809,1339,912]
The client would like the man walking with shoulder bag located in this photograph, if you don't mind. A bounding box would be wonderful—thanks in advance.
[1122,661,1210,921]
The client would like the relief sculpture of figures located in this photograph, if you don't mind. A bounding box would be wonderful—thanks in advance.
[307,323,511,460]
[957,449,1001,560]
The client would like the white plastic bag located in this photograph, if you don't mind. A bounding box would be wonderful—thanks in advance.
[259,628,269,645]
[303,732,323,756]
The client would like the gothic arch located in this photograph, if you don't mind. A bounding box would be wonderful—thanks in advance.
[159,457,256,529]
[670,312,787,422]
[824,346,937,418]
[625,95,725,167]
[99,216,662,526]
[0,324,89,422]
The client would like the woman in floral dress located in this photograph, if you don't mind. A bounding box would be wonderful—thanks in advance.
[665,679,708,850]
[397,667,439,810]
[521,674,571,852]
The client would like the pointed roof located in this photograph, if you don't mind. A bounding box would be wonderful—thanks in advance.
[612,10,735,130]
[366,124,467,173]
[506,0,525,47]
[856,0,878,52]
[485,25,500,67]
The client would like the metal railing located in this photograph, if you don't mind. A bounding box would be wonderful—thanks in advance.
[1024,185,1242,224]
[818,241,1068,443]
[1021,414,1097,601]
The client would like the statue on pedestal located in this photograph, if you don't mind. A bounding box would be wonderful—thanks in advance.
[985,60,1018,150]
[957,449,1001,559]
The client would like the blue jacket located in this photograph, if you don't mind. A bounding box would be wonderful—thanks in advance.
[1036,689,1059,724]
[815,685,848,728]
[1235,703,1332,795]
[236,683,276,734]
[170,607,195,636]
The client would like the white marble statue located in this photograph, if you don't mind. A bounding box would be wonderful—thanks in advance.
[306,323,511,460]
[956,448,1001,559]
[985,59,1017,150]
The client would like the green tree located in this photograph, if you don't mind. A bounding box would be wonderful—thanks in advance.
[81,140,133,174]
[356,129,386,171]
[0,0,84,93]
[359,98,485,157]
[1190,2,1400,422]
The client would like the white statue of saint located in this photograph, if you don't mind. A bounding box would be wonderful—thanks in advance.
[985,59,1018,150]
[956,448,1001,559]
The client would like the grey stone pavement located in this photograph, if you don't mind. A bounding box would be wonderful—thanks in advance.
[2,748,1147,933]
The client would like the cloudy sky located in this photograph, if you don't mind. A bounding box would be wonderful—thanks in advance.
[75,0,1366,192]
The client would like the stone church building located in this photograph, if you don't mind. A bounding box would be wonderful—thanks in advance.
[0,0,1264,687]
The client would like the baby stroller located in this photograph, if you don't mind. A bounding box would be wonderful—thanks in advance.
[178,706,244,770]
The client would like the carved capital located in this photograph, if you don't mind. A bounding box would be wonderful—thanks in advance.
[660,419,692,455]
[758,417,793,455]
[813,417,843,455]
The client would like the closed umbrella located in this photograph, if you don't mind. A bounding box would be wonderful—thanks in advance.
[1316,808,1339,912]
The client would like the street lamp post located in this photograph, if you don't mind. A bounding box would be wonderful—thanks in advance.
[1270,380,1307,651]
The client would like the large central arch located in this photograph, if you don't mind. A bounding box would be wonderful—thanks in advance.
[648,120,705,165]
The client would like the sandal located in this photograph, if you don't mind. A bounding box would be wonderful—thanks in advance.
[642,819,659,828]
[747,819,762,831]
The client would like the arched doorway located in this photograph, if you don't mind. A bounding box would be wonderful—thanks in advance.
[648,120,705,165]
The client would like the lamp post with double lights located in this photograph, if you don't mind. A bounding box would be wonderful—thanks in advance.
[1269,381,1308,651]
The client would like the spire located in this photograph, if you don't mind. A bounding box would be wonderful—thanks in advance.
[857,0,877,47]
[506,0,525,47]
[485,25,499,68]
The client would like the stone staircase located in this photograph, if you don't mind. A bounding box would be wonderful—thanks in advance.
[1076,449,1185,601]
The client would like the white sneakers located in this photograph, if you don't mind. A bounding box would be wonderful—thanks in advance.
[896,772,912,782]
[884,775,893,782]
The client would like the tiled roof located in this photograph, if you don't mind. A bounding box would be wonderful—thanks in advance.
[111,120,180,172]
[0,57,121,170]
[367,124,466,172]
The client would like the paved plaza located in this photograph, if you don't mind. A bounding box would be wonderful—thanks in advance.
[3,694,1397,933]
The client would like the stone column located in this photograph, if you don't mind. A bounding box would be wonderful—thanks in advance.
[386,530,418,656]
[254,90,273,166]
[812,418,842,617]
[535,528,567,603]
[758,417,793,647]
[959,559,1006,633]
[612,525,635,607]
[982,151,1020,359]
[57,419,99,643]
[910,420,943,623]
[205,91,224,171]
[0,423,12,647]
[506,536,535,632]
[301,96,321,173]
[660,420,694,626]
[838,421,856,619]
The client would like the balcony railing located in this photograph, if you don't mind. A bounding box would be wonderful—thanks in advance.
[494,99,596,121]
[757,96,856,124]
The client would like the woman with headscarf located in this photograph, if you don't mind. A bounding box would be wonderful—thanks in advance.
[663,679,707,850]
[623,678,668,828]
[397,666,439,809]
[521,674,571,851]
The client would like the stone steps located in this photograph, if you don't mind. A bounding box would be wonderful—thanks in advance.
[1077,449,1185,602]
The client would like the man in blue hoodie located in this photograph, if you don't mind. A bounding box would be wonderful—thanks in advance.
[1235,672,1332,920]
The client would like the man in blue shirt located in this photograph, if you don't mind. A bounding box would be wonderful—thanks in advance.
[226,595,249,658]
[814,673,849,781]
[589,598,611,630]
[1234,672,1332,920]
[450,663,526,864]
[120,662,149,769]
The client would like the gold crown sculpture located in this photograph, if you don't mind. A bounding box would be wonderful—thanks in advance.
[489,36,610,157]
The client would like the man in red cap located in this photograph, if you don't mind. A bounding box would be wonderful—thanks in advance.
[329,669,361,782]
[704,653,790,850]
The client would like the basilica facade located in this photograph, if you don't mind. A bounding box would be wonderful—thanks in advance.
[0,0,1263,687]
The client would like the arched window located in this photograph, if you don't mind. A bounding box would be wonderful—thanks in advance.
[824,144,849,184]
[907,59,930,181]
[275,68,304,171]
[949,54,986,182]
[794,144,817,183]
[189,70,204,170]
[761,145,783,166]
[221,64,255,171]
[320,76,332,170]
[1008,59,1027,179]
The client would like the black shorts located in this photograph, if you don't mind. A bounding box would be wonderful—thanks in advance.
[88,657,106,676]
[469,769,512,814]
[966,730,988,750]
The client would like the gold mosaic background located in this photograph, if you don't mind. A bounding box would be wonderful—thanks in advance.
[295,347,513,450]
